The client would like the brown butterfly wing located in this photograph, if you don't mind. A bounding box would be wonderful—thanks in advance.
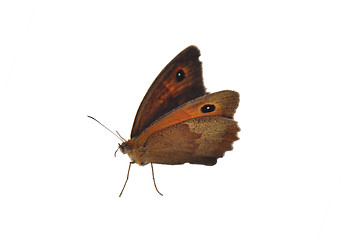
[140,116,240,166]
[130,90,240,166]
[130,46,206,138]
[134,90,239,144]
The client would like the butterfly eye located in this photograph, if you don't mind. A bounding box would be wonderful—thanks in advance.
[176,69,185,82]
[201,104,215,113]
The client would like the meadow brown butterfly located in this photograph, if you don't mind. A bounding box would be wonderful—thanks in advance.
[89,46,240,196]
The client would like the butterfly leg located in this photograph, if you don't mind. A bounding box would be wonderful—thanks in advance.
[119,162,133,197]
[150,163,163,196]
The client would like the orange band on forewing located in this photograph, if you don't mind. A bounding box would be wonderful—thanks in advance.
[133,90,239,144]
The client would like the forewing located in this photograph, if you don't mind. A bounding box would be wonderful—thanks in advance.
[135,90,239,144]
[131,46,206,138]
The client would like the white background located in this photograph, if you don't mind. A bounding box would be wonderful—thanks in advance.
[1,1,342,239]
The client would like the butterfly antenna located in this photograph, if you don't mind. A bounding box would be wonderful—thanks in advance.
[87,115,124,142]
[116,130,127,142]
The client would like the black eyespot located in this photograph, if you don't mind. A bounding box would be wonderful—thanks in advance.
[201,104,215,113]
[176,69,185,82]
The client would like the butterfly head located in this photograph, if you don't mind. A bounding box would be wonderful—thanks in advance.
[114,140,132,158]
[118,141,130,154]
[116,140,145,165]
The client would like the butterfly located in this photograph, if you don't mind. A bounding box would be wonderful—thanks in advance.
[88,46,240,196]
